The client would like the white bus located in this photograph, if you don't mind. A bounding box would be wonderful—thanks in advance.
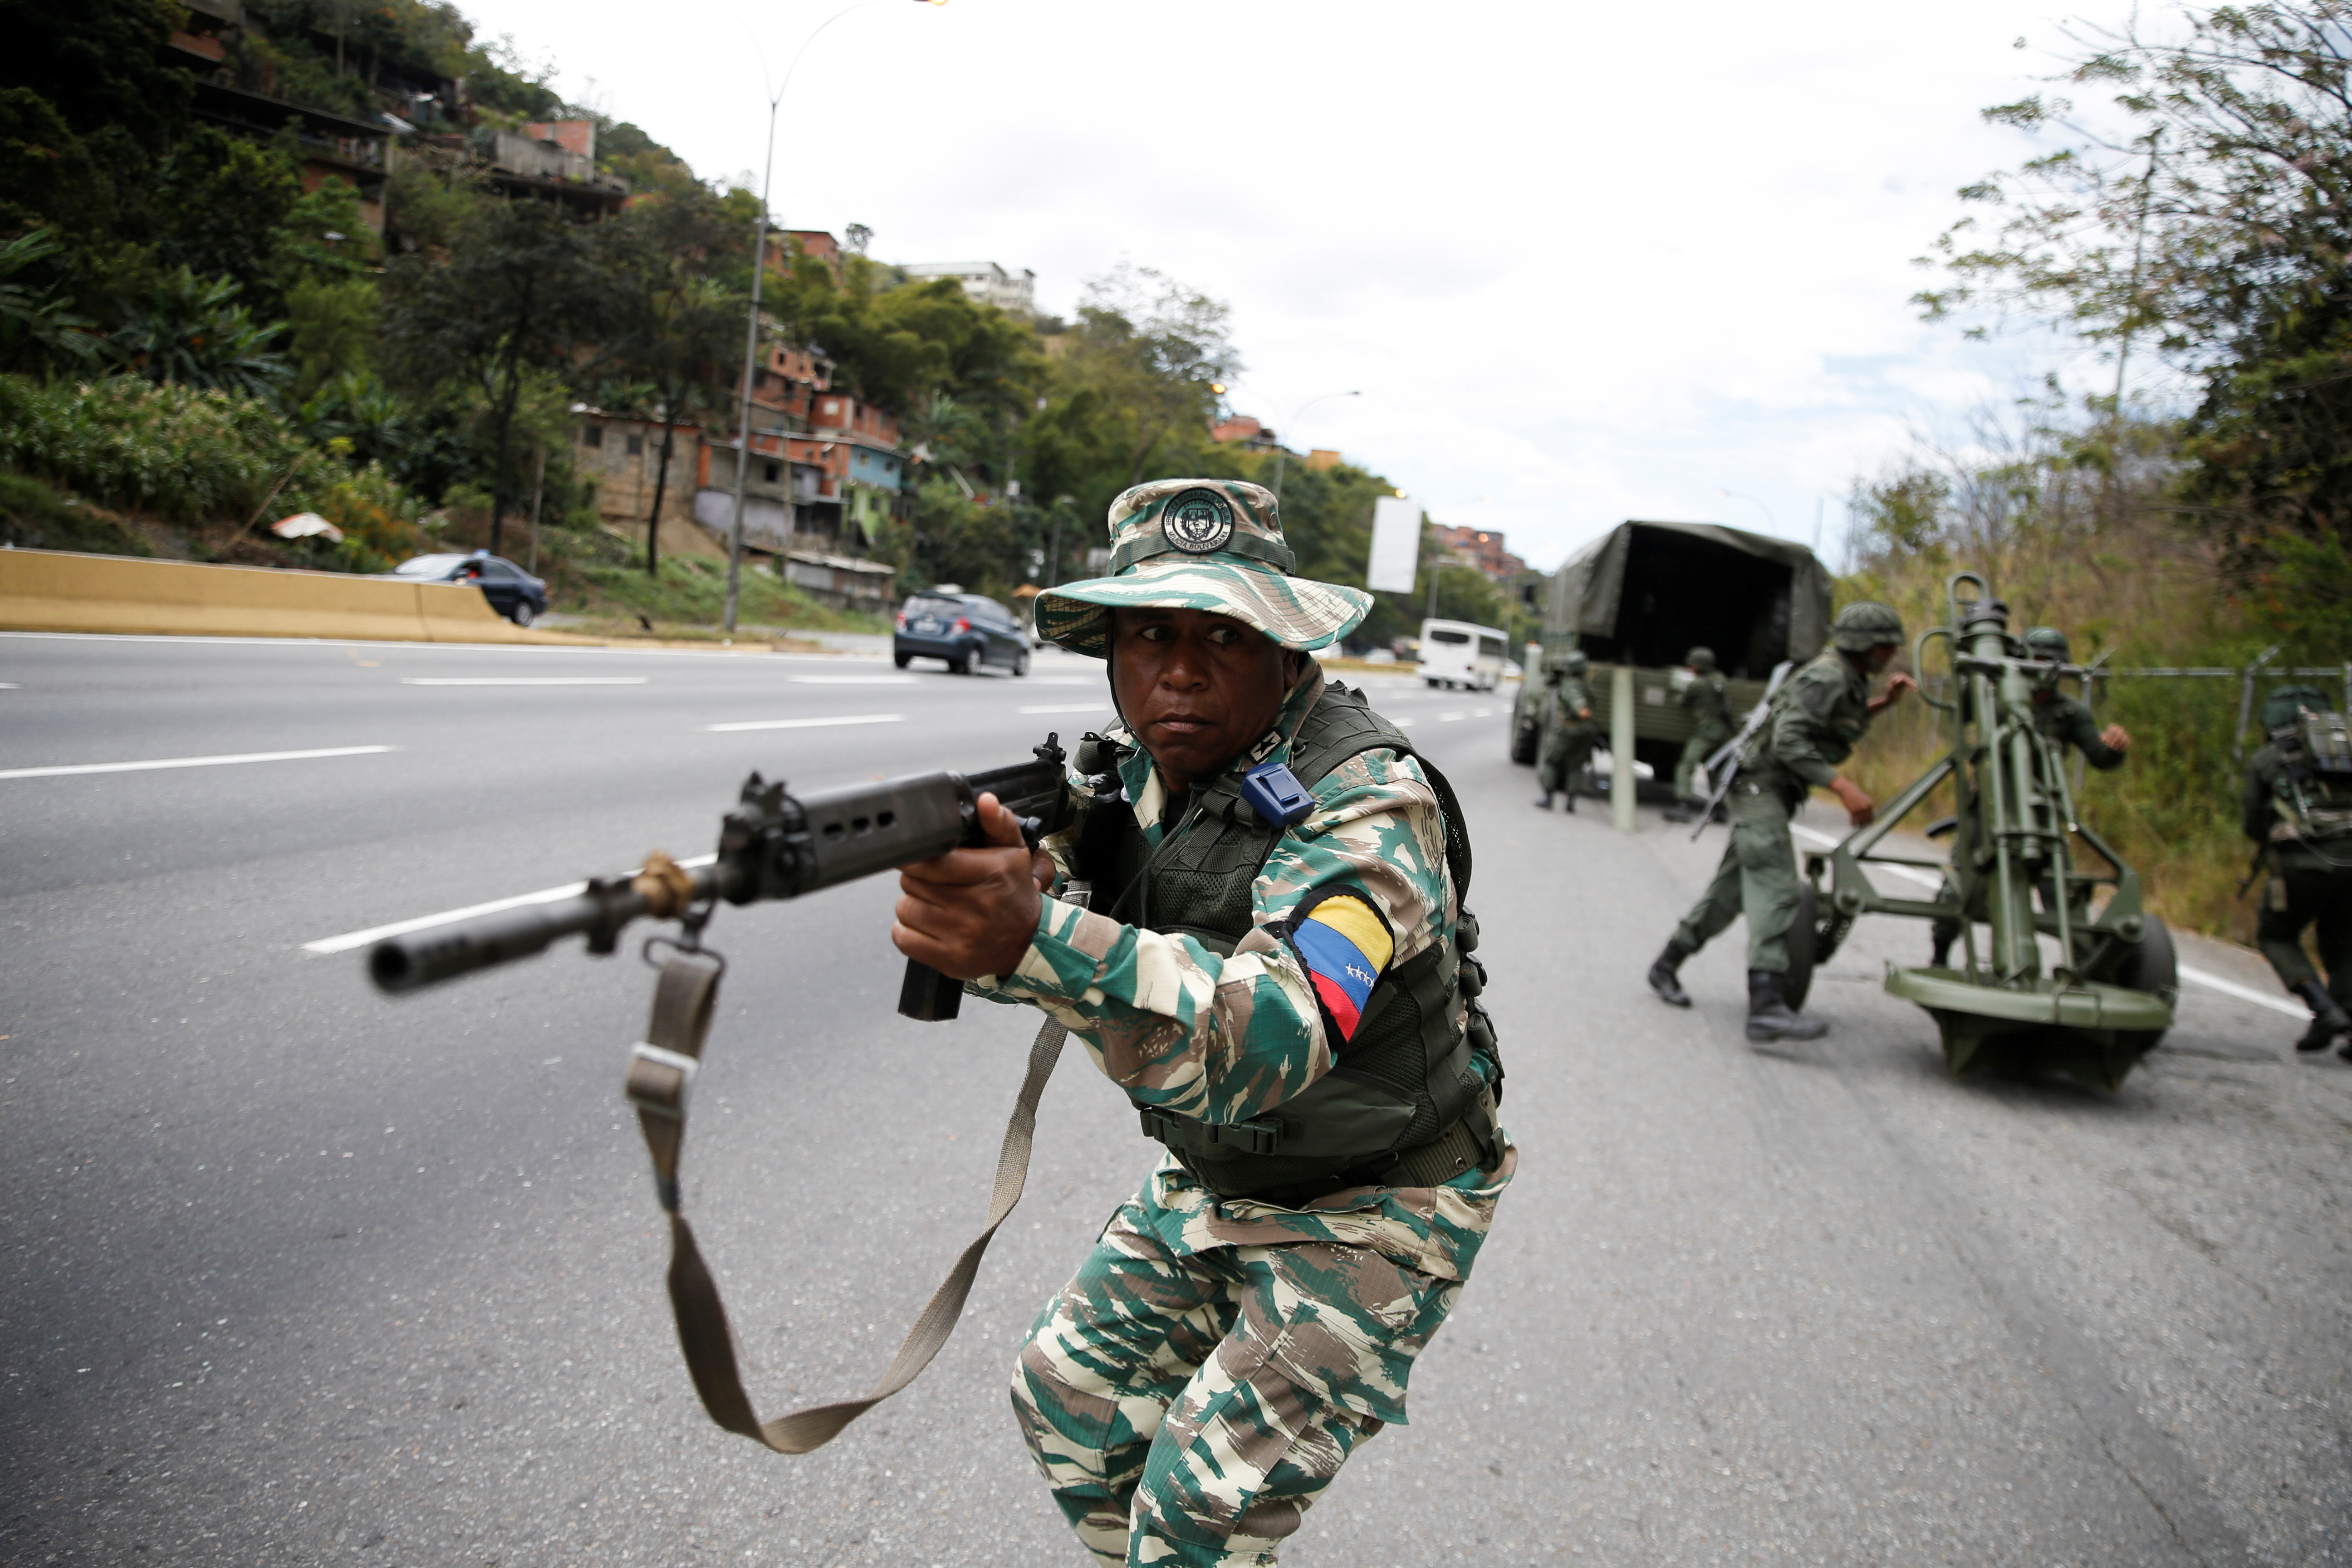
[1419,618,1509,690]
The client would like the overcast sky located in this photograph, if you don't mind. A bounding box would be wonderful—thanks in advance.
[457,0,2113,571]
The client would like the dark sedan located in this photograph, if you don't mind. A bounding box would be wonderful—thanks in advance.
[892,589,1030,676]
[387,551,549,626]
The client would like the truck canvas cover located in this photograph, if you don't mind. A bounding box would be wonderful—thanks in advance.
[1544,519,1833,677]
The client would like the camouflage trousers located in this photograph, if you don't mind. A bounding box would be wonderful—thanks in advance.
[1011,1196,1459,1565]
[1673,779,1802,973]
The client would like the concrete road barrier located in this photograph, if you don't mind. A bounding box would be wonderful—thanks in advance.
[0,547,555,643]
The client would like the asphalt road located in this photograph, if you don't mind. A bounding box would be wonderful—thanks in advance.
[2,631,2345,1568]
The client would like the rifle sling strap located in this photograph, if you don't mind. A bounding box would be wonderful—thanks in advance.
[624,899,1082,1455]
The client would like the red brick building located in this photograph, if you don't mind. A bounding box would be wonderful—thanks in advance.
[1434,523,1527,583]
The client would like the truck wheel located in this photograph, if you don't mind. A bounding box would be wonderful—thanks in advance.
[893,652,911,669]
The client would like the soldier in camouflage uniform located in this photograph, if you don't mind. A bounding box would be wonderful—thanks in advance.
[1645,603,1915,1041]
[1534,649,1599,811]
[893,478,1511,1566]
[1928,626,2132,967]
[2243,684,2352,1057]
[1661,647,1733,824]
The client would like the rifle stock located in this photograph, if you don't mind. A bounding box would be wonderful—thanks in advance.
[368,735,1073,1021]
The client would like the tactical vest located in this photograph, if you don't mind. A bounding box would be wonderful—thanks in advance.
[2270,710,2352,850]
[1070,684,1501,1201]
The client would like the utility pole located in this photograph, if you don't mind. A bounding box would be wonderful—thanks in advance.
[725,0,935,634]
[721,94,779,637]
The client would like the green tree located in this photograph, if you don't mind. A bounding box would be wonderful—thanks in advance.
[154,127,306,309]
[382,200,609,555]
[1917,2,2352,557]
[598,188,745,574]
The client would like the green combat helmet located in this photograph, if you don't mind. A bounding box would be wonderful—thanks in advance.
[1559,649,1590,677]
[2023,626,2071,662]
[2263,683,2334,729]
[1831,601,1905,653]
[1688,647,1716,673]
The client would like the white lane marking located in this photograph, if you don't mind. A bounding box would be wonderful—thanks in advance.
[1018,702,1107,715]
[0,745,393,781]
[1025,678,1098,686]
[302,853,719,954]
[1471,706,1494,717]
[0,629,884,663]
[1439,712,1466,723]
[1786,823,2303,1017]
[1390,716,1416,727]
[792,675,917,685]
[706,712,904,733]
[399,676,647,686]
[0,683,18,689]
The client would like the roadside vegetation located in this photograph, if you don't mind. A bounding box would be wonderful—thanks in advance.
[1847,0,2352,943]
[0,0,1513,644]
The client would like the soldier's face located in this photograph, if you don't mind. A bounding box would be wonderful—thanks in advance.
[1109,608,1299,789]
[1867,643,1900,671]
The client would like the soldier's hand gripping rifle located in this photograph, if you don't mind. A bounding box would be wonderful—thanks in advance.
[1689,660,1795,841]
[366,735,1083,1458]
[368,733,1075,1019]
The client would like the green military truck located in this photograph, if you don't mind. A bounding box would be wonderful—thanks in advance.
[1509,519,1833,792]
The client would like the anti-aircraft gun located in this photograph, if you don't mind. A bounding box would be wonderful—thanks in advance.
[1786,572,2177,1090]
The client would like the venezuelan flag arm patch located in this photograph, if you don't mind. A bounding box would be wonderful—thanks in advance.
[1289,892,1395,1044]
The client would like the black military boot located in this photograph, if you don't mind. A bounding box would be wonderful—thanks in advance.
[1561,791,1577,813]
[1647,941,1692,1007]
[1746,970,1828,1042]
[2293,981,2350,1052]
[1533,790,1554,810]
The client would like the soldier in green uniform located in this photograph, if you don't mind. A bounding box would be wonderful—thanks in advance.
[1534,649,1599,811]
[1661,647,1733,824]
[1928,626,2132,967]
[1644,603,1916,1040]
[893,478,1512,1565]
[2242,684,2352,1057]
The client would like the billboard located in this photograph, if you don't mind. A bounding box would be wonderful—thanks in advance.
[1367,496,1421,594]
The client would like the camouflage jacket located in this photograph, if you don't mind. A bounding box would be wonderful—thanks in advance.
[1679,671,1732,741]
[1547,676,1597,732]
[2031,691,2124,770]
[973,667,1512,1279]
[1744,648,1873,796]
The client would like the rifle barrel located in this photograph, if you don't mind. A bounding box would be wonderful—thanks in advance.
[367,753,1071,997]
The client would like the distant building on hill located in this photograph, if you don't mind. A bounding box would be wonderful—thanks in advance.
[1434,523,1527,583]
[902,261,1035,315]
[1211,416,1274,448]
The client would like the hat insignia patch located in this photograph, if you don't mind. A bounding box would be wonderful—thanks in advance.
[1161,489,1235,554]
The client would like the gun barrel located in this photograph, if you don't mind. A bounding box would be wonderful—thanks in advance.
[368,752,1070,997]
[368,864,725,995]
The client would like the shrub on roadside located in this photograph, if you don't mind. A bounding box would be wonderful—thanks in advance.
[0,372,423,567]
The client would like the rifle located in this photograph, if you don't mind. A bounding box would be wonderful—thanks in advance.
[370,733,1075,1020]
[367,734,1082,1456]
[1689,660,1795,840]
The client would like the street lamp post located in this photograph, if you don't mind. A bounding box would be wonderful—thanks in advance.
[724,0,940,636]
[1267,390,1360,501]
[1715,488,1780,539]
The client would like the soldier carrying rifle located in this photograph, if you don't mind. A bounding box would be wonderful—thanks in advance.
[893,479,1511,1566]
[1645,602,1916,1040]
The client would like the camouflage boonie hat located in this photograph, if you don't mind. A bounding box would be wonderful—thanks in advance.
[1033,479,1372,659]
